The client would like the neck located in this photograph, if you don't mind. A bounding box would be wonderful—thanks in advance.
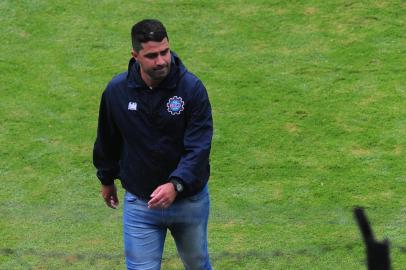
[140,70,168,89]
[140,72,156,88]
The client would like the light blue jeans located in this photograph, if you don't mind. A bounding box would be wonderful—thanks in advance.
[123,185,212,270]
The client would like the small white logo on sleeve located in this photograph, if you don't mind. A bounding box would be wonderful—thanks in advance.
[128,102,138,111]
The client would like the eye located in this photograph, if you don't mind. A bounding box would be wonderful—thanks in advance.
[160,49,169,56]
[145,53,158,59]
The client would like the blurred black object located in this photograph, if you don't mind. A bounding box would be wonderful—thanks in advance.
[354,207,391,270]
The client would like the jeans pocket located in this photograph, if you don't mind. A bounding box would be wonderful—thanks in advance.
[186,186,209,202]
[125,191,138,203]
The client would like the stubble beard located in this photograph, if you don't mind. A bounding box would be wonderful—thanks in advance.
[150,64,170,81]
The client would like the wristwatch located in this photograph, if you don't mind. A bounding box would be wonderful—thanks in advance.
[170,178,184,193]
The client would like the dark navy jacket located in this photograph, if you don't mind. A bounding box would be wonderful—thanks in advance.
[93,52,213,199]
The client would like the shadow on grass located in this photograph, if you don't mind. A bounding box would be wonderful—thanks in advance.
[0,248,121,265]
[1,245,405,265]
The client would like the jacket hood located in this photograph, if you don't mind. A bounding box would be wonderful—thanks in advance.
[127,51,187,90]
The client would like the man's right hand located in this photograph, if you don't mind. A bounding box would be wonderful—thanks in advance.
[101,184,119,209]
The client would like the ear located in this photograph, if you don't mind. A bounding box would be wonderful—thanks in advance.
[131,49,138,60]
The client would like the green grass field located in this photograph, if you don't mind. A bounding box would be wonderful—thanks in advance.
[1,1,405,269]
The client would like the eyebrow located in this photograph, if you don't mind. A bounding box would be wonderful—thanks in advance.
[144,48,169,58]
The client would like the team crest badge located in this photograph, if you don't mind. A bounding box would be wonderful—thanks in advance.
[167,96,184,115]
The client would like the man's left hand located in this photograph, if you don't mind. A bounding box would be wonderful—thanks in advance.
[148,182,177,209]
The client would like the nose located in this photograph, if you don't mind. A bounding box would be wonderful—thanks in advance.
[156,54,165,66]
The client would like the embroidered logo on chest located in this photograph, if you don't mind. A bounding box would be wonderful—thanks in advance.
[166,96,184,115]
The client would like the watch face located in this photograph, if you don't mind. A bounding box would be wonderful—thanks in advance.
[176,183,183,192]
[171,180,183,193]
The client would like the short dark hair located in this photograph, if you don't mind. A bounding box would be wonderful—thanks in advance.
[131,19,169,52]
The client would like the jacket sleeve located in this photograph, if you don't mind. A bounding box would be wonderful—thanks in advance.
[93,89,122,185]
[169,80,213,192]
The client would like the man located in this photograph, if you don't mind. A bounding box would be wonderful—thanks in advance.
[93,19,213,270]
